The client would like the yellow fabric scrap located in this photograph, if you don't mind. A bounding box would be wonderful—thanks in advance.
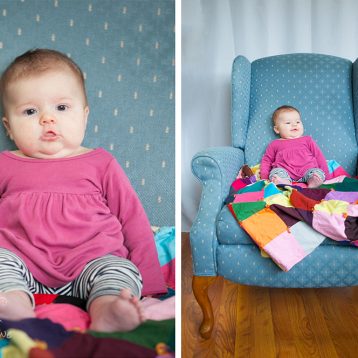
[2,345,24,358]
[265,193,293,207]
[314,200,349,214]
[251,164,261,178]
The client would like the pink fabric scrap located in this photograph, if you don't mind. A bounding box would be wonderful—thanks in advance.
[233,190,264,203]
[35,303,90,331]
[263,231,307,271]
[312,210,347,241]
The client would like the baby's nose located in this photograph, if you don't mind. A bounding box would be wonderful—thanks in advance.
[40,113,56,125]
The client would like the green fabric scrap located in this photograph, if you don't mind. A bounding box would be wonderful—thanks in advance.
[231,201,266,221]
[320,177,358,192]
[88,319,175,351]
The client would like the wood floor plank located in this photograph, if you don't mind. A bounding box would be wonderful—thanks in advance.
[214,279,238,357]
[313,288,358,358]
[251,287,276,357]
[284,289,319,357]
[235,286,277,357]
[234,285,252,357]
[300,289,338,358]
[269,288,299,357]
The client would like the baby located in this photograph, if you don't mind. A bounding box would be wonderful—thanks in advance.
[260,105,329,188]
[0,49,166,332]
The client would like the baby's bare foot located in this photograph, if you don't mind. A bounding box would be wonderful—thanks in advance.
[0,291,35,320]
[270,175,291,186]
[307,173,324,188]
[89,289,145,332]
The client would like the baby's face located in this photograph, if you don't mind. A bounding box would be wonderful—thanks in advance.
[2,67,89,159]
[273,110,304,139]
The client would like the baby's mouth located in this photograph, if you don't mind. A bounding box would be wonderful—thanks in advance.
[41,130,59,141]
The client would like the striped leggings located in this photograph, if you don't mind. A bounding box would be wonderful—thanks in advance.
[268,167,325,183]
[0,248,142,310]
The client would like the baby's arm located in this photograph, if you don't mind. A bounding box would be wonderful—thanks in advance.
[260,142,275,179]
[308,137,330,179]
[103,159,167,296]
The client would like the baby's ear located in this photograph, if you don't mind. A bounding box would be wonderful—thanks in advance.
[2,117,13,140]
[273,126,280,134]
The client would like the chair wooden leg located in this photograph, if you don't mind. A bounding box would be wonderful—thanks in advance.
[192,275,217,339]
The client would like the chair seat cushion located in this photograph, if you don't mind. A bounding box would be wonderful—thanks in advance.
[216,243,358,287]
[217,205,339,246]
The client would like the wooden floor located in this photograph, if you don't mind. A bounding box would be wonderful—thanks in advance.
[181,233,358,358]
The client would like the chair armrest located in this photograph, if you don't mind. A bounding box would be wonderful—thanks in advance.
[190,146,245,276]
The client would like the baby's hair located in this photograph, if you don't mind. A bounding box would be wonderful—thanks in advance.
[0,48,87,108]
[272,105,300,125]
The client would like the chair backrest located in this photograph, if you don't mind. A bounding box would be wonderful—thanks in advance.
[232,53,358,176]
[0,0,175,226]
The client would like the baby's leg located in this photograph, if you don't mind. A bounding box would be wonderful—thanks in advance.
[0,249,35,319]
[269,168,292,185]
[88,289,145,332]
[304,168,325,188]
[307,173,324,188]
[72,255,144,332]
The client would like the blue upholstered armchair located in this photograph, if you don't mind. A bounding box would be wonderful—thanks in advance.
[190,53,358,339]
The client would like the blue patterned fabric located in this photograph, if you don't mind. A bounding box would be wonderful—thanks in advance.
[0,0,174,226]
[243,54,357,175]
[217,206,252,245]
[191,53,358,287]
[217,244,358,287]
[231,56,251,150]
[352,59,358,174]
[190,147,244,275]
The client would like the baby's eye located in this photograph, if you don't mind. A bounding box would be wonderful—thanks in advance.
[57,104,68,111]
[24,108,37,116]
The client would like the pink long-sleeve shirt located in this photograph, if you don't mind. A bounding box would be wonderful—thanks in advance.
[260,136,330,180]
[0,148,166,296]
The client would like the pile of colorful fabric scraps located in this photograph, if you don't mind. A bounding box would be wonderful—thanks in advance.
[226,165,358,271]
[0,316,174,357]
